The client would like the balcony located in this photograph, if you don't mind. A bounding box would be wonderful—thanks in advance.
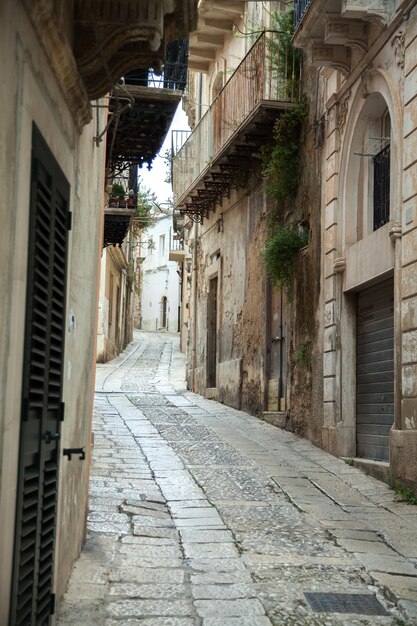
[169,211,187,261]
[73,0,198,100]
[293,0,390,52]
[294,0,314,32]
[23,0,198,128]
[169,236,186,262]
[188,1,247,73]
[103,194,136,248]
[106,40,189,173]
[172,32,301,221]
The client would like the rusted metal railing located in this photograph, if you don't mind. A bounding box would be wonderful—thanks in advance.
[173,32,301,204]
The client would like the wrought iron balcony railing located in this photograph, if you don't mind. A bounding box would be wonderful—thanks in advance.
[173,32,301,209]
[294,0,313,30]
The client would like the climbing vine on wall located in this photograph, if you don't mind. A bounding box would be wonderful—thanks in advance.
[245,8,309,301]
[258,100,308,299]
[263,224,308,301]
[258,101,308,214]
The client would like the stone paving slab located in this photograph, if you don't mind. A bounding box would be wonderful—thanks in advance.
[334,538,398,556]
[194,598,266,617]
[106,599,193,618]
[57,331,417,626]
[203,615,272,626]
[105,617,195,626]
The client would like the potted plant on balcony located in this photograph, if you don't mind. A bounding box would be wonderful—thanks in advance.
[110,182,126,207]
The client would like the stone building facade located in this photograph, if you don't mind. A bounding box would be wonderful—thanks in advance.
[97,227,138,363]
[173,0,417,493]
[173,1,311,415]
[0,1,197,623]
[140,212,181,333]
[293,0,417,489]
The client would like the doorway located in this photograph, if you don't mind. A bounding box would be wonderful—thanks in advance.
[207,276,218,388]
[161,296,168,329]
[356,279,394,461]
[266,286,287,411]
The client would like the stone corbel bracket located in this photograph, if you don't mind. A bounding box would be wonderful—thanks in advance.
[309,40,351,74]
[334,257,346,273]
[325,15,369,53]
[389,221,402,241]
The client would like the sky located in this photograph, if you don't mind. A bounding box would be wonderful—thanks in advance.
[139,103,190,205]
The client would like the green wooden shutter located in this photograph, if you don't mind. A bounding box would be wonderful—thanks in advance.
[10,125,70,626]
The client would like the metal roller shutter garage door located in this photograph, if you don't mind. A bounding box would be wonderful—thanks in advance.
[356,279,394,461]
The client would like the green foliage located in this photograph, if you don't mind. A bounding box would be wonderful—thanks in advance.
[111,182,125,197]
[266,9,302,99]
[296,345,308,365]
[388,475,417,505]
[134,180,156,232]
[345,458,355,467]
[258,101,308,212]
[163,148,173,185]
[263,225,308,300]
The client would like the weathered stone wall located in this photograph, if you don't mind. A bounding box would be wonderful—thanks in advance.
[240,189,268,416]
[283,65,324,444]
[0,0,106,616]
[189,181,268,414]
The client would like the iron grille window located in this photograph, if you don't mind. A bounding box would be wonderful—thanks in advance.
[373,144,390,231]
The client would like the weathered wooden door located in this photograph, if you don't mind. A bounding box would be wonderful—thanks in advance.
[266,286,287,411]
[207,277,218,388]
[356,279,394,461]
[10,125,70,626]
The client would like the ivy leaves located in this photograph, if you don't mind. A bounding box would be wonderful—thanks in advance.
[263,225,308,301]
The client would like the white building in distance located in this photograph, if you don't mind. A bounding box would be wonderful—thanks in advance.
[140,212,181,333]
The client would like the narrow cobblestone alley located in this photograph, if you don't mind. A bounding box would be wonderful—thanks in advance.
[57,331,417,626]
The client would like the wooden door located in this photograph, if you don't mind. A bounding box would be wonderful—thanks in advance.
[266,286,287,411]
[207,277,218,388]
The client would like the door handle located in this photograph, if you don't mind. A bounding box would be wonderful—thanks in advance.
[63,447,85,461]
[272,336,284,343]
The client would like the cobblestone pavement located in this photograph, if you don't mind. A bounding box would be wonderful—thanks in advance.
[57,331,417,626]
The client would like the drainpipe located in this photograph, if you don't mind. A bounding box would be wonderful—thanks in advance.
[192,221,198,391]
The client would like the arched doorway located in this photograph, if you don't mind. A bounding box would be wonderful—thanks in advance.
[160,296,168,329]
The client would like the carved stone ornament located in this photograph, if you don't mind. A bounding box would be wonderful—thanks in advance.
[389,222,402,241]
[333,257,346,273]
[73,0,171,100]
[23,0,197,126]
[337,91,350,135]
[392,30,406,69]
[360,71,370,99]
[22,0,92,129]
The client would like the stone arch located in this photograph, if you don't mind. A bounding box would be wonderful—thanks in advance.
[338,69,402,253]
